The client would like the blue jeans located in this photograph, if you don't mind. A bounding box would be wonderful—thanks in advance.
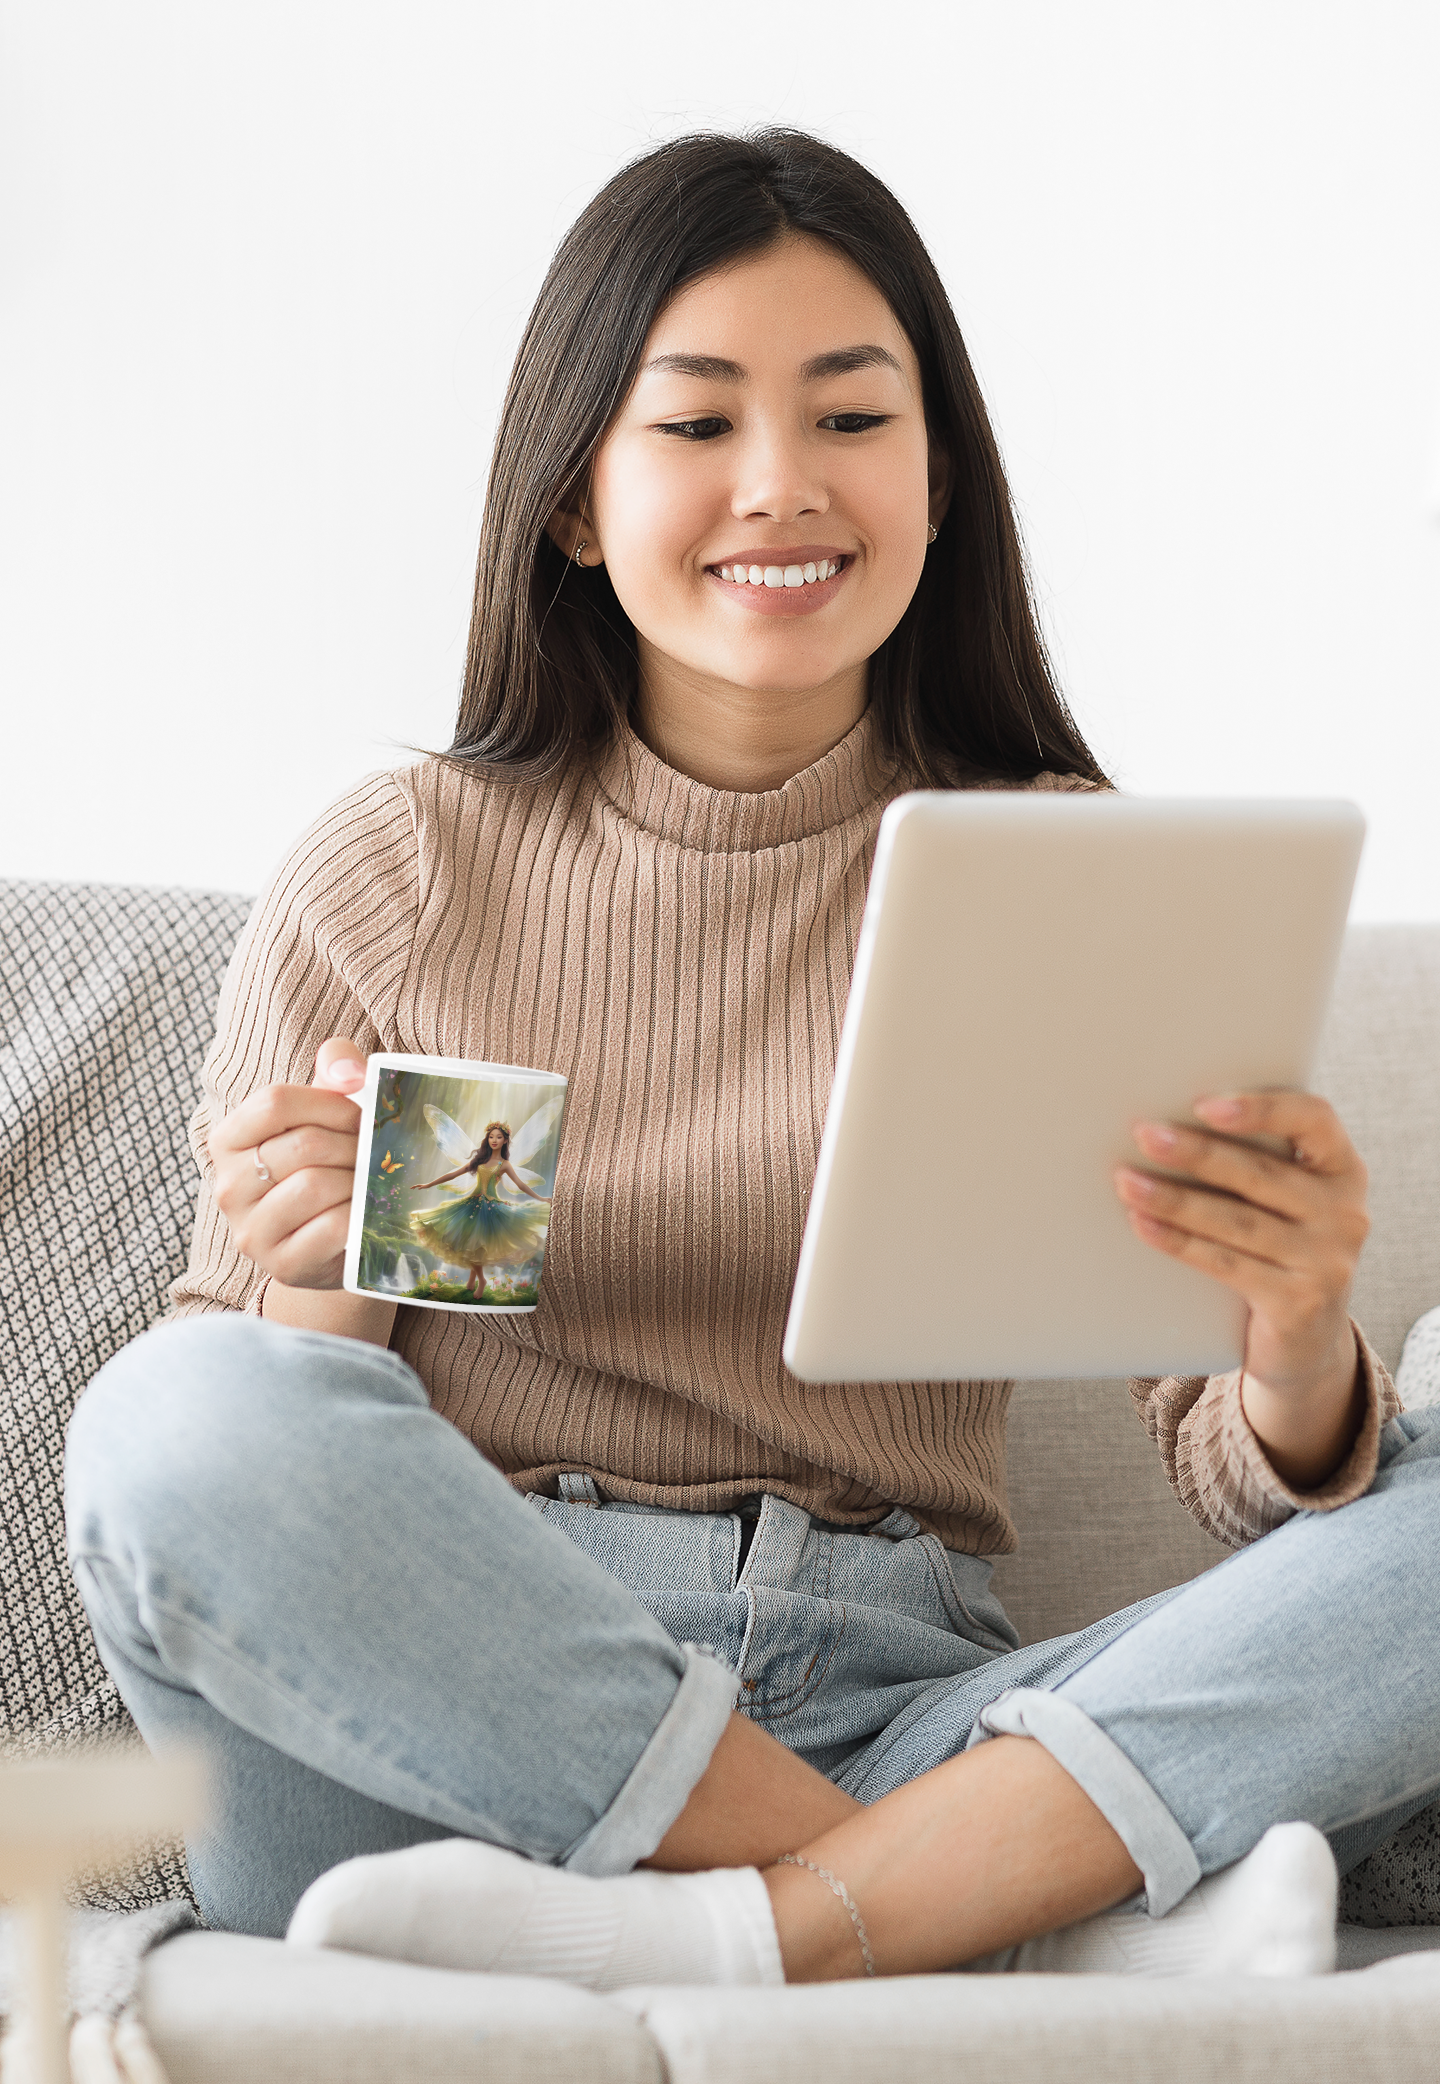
[65,1316,1440,1938]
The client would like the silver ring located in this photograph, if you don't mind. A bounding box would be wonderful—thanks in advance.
[253,1143,272,1184]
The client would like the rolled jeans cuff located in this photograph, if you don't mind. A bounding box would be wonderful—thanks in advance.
[968,1686,1201,1917]
[562,1642,739,1877]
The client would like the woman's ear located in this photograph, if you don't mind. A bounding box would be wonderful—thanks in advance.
[546,497,600,569]
[927,438,954,534]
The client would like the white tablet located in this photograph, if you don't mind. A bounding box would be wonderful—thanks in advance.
[782,793,1364,1383]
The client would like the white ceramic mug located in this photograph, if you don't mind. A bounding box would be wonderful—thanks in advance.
[343,1052,567,1314]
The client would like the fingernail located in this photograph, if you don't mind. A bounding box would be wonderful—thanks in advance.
[1136,1122,1178,1152]
[1195,1096,1243,1123]
[326,1063,364,1090]
[1116,1167,1158,1198]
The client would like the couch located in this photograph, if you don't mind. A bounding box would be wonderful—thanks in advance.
[2,878,1439,2082]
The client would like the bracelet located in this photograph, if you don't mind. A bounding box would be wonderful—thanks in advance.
[773,1854,876,1977]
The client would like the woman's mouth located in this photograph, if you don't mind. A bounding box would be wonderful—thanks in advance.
[714,557,844,588]
[706,551,851,615]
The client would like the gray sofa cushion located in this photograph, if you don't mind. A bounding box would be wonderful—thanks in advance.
[145,1937,662,2084]
[136,1935,1440,2084]
[1309,924,1440,1371]
[619,1964,1440,2084]
[0,878,251,1905]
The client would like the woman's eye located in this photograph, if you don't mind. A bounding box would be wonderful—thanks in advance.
[820,413,890,434]
[655,417,731,441]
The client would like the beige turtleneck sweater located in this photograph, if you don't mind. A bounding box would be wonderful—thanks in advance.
[173,713,1396,1554]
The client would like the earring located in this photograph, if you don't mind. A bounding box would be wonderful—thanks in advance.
[926,523,938,544]
[574,540,586,565]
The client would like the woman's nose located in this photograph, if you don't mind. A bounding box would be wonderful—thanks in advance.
[730,426,828,523]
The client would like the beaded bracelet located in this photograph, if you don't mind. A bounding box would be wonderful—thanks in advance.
[774,1854,876,1977]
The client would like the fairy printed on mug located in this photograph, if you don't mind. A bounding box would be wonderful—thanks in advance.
[344,1056,567,1313]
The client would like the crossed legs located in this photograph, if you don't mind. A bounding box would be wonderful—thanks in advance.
[66,1317,1440,1974]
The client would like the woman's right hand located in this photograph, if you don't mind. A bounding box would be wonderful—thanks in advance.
[210,1038,368,1290]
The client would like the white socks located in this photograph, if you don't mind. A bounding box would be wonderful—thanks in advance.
[286,1838,784,1990]
[978,1822,1338,1978]
[287,1821,1337,1990]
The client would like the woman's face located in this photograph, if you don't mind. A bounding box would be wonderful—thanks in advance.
[584,235,945,715]
[487,1128,505,1152]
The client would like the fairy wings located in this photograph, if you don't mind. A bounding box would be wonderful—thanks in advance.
[421,1098,563,1200]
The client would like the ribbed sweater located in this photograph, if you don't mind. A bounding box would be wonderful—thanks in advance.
[173,711,1397,1553]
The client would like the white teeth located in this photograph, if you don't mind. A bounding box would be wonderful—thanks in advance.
[717,558,841,585]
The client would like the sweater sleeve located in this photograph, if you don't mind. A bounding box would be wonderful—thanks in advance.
[1128,1323,1401,1549]
[170,770,421,1319]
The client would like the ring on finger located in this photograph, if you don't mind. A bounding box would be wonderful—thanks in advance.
[253,1142,272,1185]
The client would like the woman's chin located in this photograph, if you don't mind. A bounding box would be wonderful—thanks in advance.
[686,649,869,704]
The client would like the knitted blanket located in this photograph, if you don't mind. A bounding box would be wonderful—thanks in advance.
[0,878,251,1909]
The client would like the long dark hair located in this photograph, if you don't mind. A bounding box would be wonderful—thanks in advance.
[471,1122,511,1166]
[450,128,1107,790]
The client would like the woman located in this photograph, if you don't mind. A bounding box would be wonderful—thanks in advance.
[65,129,1438,1983]
[409,1121,551,1299]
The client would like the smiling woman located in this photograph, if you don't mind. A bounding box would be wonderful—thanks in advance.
[570,241,937,788]
[453,130,1106,794]
[64,127,1440,2001]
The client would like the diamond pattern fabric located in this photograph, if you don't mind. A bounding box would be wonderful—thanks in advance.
[0,878,251,1908]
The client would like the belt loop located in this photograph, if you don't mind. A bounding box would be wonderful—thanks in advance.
[871,1506,921,1540]
[558,1473,603,1506]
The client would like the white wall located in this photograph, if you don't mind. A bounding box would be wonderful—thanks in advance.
[3,1,1437,916]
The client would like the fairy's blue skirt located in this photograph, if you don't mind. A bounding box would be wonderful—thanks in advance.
[409,1189,548,1272]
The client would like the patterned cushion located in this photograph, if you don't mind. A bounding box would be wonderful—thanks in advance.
[1397,1306,1440,1409]
[1340,1805,1440,1929]
[0,879,251,1907]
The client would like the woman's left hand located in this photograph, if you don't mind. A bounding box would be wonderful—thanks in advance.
[1114,1091,1371,1488]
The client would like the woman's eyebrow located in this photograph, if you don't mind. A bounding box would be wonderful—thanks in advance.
[800,345,904,381]
[642,353,744,381]
[640,344,904,383]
